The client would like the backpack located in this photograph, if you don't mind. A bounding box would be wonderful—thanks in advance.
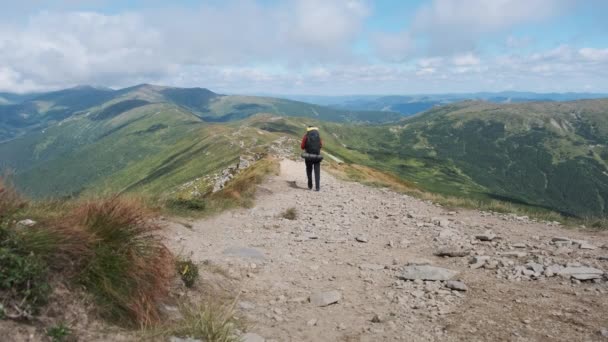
[305,129,321,154]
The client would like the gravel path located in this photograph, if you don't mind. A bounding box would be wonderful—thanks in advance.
[165,159,608,342]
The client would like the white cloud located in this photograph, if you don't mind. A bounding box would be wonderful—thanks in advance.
[0,0,371,92]
[411,0,575,54]
[370,31,414,62]
[452,53,480,66]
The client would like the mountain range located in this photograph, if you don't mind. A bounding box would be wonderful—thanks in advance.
[283,92,608,116]
[1,85,607,218]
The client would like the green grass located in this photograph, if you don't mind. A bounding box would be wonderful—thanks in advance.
[47,323,71,342]
[151,300,243,342]
[176,258,199,288]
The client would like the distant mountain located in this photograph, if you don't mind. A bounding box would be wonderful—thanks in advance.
[279,92,608,116]
[0,84,400,142]
[0,84,399,197]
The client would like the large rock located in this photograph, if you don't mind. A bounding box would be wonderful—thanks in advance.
[558,266,604,280]
[310,291,341,307]
[398,265,458,281]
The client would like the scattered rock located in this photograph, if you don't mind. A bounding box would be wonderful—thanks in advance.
[242,333,265,342]
[398,265,458,281]
[359,263,385,271]
[222,247,266,260]
[475,231,497,241]
[446,280,467,291]
[469,256,490,269]
[310,291,341,307]
[552,237,571,242]
[498,251,527,258]
[512,243,527,248]
[544,265,563,277]
[371,314,383,323]
[435,247,469,258]
[405,258,432,266]
[559,266,604,280]
[579,242,596,250]
[438,229,459,240]
[526,262,544,274]
[307,318,318,327]
[600,328,608,338]
[170,337,202,342]
[355,236,369,243]
[17,219,36,228]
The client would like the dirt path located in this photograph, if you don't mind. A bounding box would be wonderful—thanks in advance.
[165,159,608,342]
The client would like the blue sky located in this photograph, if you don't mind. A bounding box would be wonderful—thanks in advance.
[0,0,607,94]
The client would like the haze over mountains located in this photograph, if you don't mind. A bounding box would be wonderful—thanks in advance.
[283,92,608,116]
[1,84,607,218]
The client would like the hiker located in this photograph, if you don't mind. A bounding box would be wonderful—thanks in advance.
[301,126,323,191]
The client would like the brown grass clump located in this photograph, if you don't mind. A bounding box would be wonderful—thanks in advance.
[19,196,175,327]
[281,207,297,220]
[67,196,174,328]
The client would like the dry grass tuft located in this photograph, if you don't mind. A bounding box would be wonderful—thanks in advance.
[68,196,174,327]
[281,207,297,220]
[151,299,243,342]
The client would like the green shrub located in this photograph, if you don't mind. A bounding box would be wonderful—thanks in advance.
[0,225,50,319]
[176,259,199,288]
[47,323,71,342]
[167,198,206,211]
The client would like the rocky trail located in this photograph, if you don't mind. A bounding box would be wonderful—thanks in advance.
[164,159,608,342]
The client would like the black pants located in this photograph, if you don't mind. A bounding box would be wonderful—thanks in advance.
[305,160,321,190]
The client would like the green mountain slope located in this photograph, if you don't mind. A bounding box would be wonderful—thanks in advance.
[0,85,400,142]
[311,100,608,218]
[2,83,607,218]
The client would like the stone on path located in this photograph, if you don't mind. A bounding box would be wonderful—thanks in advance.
[355,236,369,243]
[398,265,458,281]
[242,333,265,342]
[446,280,468,291]
[469,256,490,269]
[170,337,202,342]
[579,241,596,250]
[17,219,36,228]
[223,247,266,260]
[405,258,432,266]
[558,266,604,280]
[359,263,385,271]
[310,291,341,307]
[435,247,469,258]
[475,231,497,241]
[498,251,527,258]
[544,264,563,277]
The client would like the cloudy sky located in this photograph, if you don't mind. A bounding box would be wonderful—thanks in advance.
[1,0,607,94]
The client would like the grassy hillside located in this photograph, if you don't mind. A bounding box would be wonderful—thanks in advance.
[308,100,608,218]
[0,85,400,142]
[0,103,284,198]
[2,83,607,218]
